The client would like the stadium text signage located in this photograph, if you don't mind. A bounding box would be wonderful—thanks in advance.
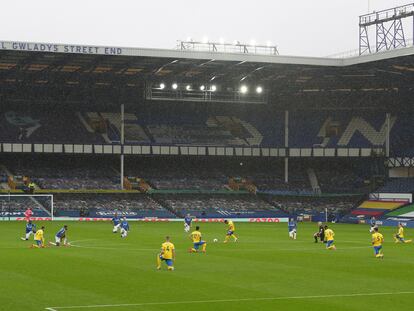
[0,41,122,55]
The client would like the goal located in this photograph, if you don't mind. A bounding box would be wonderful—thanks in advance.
[0,194,54,221]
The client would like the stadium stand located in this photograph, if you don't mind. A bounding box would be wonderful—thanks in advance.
[154,194,287,218]
[0,111,103,144]
[126,160,227,191]
[376,178,414,193]
[5,156,120,190]
[53,194,174,218]
[4,108,412,152]
[267,195,360,221]
[0,195,51,218]
[289,111,395,148]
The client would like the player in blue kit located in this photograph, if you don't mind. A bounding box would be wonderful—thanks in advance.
[120,217,129,238]
[112,213,121,233]
[288,218,297,240]
[49,225,69,246]
[21,220,36,241]
[184,214,192,233]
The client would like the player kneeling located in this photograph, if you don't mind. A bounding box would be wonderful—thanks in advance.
[21,220,36,241]
[31,226,45,248]
[189,226,207,253]
[49,225,69,247]
[156,236,175,271]
[120,217,129,238]
[394,223,412,244]
[371,227,384,258]
[324,225,336,250]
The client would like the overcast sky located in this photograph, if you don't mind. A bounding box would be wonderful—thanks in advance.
[0,0,410,57]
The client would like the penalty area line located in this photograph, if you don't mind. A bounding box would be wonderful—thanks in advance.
[45,291,414,310]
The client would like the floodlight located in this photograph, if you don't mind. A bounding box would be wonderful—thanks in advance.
[200,85,205,91]
[256,86,263,94]
[186,85,191,91]
[172,83,178,90]
[211,85,217,92]
[240,85,248,94]
[159,83,165,90]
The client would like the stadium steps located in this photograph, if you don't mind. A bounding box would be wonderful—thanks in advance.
[307,168,321,195]
[148,194,182,218]
[258,195,291,217]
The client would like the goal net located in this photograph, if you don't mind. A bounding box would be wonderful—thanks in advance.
[0,194,54,221]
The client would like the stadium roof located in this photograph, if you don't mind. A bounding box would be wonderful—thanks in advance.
[1,40,414,109]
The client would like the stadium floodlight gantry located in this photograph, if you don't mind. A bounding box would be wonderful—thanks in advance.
[359,3,414,55]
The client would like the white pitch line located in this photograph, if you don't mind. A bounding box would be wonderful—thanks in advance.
[45,291,414,310]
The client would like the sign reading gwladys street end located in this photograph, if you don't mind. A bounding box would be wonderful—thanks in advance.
[0,41,123,55]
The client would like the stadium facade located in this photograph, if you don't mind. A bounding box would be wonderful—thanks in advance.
[1,40,414,225]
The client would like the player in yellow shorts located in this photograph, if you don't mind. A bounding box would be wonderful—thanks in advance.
[224,219,238,243]
[31,226,45,248]
[157,236,175,271]
[189,226,207,253]
[394,223,412,244]
[324,225,336,250]
[372,227,384,258]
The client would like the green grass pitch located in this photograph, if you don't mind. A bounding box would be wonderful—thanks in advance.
[1,221,414,311]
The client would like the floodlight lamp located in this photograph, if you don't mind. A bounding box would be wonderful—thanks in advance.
[256,86,263,94]
[240,85,248,94]
[172,83,178,90]
[211,85,217,92]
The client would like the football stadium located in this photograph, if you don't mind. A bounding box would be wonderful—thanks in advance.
[2,2,414,311]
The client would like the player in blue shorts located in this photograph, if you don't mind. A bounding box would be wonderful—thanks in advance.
[120,217,129,238]
[49,225,69,246]
[112,213,121,233]
[372,227,384,258]
[189,226,207,253]
[184,214,192,233]
[157,236,175,271]
[288,218,297,240]
[21,220,36,241]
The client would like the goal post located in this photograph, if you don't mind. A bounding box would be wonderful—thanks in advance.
[0,194,54,221]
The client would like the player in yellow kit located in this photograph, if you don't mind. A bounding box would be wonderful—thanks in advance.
[31,226,45,248]
[189,226,207,253]
[157,236,175,271]
[371,227,384,258]
[324,225,336,250]
[394,223,412,244]
[224,219,238,243]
